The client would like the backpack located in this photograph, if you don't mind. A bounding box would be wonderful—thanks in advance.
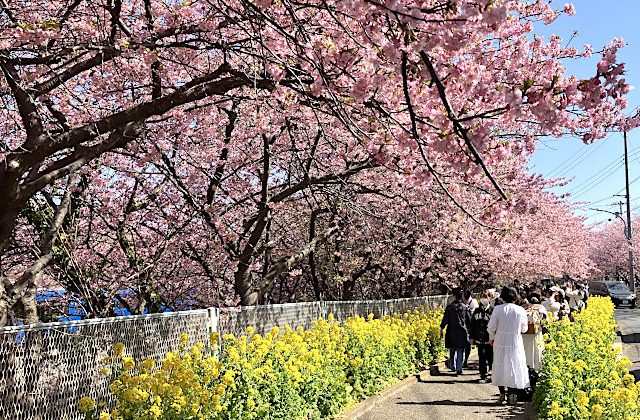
[524,305,542,334]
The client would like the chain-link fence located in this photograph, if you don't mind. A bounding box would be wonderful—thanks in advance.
[0,295,448,420]
[219,301,325,337]
[0,310,212,420]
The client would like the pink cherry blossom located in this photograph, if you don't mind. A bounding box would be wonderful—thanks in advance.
[0,0,632,325]
[564,3,576,16]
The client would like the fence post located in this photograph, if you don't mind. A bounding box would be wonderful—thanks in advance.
[207,307,221,348]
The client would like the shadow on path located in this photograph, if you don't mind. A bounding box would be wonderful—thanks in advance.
[396,399,530,419]
[398,400,501,407]
[361,351,536,420]
[618,333,640,344]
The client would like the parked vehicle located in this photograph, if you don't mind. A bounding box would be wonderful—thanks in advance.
[588,281,636,308]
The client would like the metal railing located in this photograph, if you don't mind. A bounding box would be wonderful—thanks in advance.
[0,295,449,420]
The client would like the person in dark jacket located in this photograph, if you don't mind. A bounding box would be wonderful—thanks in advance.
[440,288,472,375]
[470,291,494,383]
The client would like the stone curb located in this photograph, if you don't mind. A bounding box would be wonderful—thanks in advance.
[335,370,427,420]
[336,360,448,420]
[336,348,481,420]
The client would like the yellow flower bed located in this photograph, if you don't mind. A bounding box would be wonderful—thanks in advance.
[80,309,444,420]
[534,297,640,419]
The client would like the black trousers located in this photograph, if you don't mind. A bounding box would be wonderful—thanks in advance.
[477,343,493,379]
[464,342,471,365]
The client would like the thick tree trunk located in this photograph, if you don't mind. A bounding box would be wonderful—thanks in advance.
[0,166,21,318]
[342,253,375,301]
[0,278,9,327]
[0,191,21,255]
[0,183,73,326]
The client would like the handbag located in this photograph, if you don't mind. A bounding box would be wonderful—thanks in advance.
[524,306,542,334]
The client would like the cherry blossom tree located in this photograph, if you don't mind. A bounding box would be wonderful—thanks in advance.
[0,0,632,324]
[588,217,640,282]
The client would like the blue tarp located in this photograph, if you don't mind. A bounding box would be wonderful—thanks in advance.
[35,289,196,321]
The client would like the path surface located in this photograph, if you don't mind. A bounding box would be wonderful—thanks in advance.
[616,307,640,338]
[361,353,536,420]
[363,309,640,420]
[616,308,640,380]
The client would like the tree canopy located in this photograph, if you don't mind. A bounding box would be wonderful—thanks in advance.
[0,0,632,325]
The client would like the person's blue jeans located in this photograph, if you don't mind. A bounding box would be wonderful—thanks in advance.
[449,348,465,373]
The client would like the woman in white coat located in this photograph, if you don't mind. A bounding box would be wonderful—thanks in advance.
[488,286,530,404]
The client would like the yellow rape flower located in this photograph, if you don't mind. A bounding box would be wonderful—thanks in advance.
[122,357,135,371]
[591,404,604,419]
[149,404,162,418]
[141,358,155,370]
[576,391,589,407]
[90,305,449,420]
[548,401,564,418]
[78,396,95,413]
[623,373,636,387]
[113,342,125,358]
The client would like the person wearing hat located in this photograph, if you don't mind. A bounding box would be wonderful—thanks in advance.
[542,287,561,320]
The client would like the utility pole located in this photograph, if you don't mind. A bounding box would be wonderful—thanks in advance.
[624,130,635,293]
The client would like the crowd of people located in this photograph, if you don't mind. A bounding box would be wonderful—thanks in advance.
[439,282,589,405]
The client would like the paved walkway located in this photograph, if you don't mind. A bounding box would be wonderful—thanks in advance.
[362,309,640,420]
[362,353,536,420]
[616,308,640,380]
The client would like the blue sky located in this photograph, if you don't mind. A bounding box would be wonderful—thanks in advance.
[527,1,640,226]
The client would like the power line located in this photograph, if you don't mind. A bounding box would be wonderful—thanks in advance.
[547,133,614,177]
[575,196,616,208]
[545,143,593,177]
[569,149,640,203]
[564,152,623,188]
[565,145,640,198]
[564,154,624,192]
[558,128,640,210]
[626,174,640,190]
[567,157,623,198]
[550,133,614,178]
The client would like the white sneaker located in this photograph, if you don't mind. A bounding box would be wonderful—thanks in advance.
[498,392,506,404]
